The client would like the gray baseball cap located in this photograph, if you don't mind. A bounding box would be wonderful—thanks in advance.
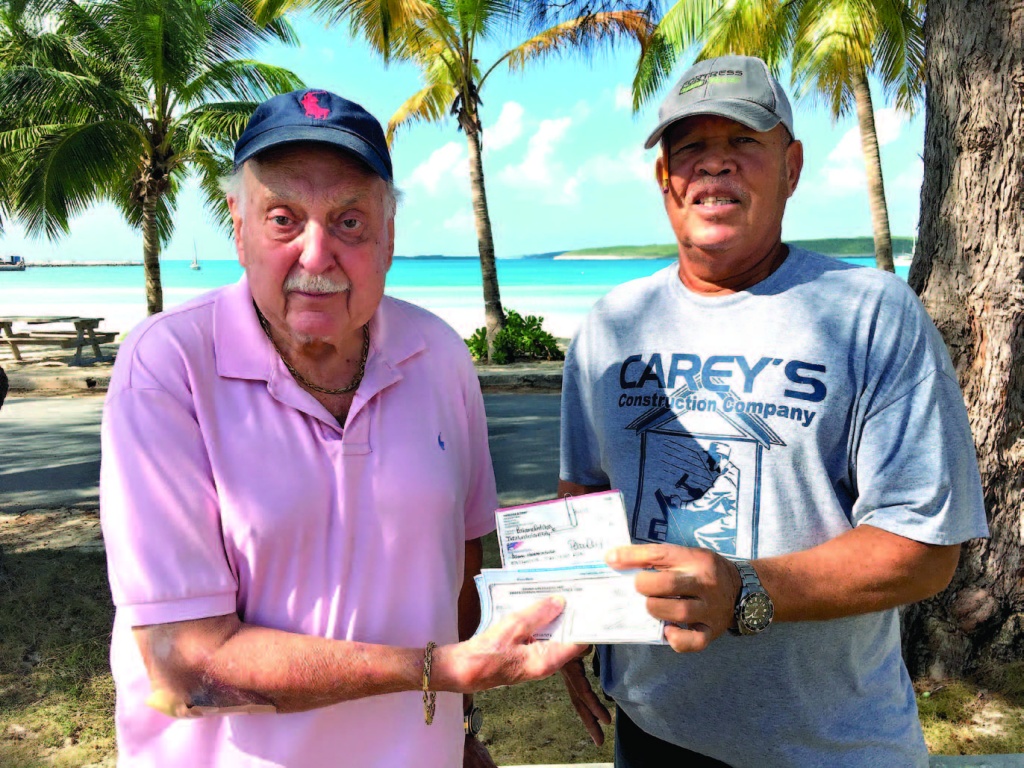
[644,55,794,149]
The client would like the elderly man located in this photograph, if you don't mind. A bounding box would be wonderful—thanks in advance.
[100,89,583,768]
[557,56,988,766]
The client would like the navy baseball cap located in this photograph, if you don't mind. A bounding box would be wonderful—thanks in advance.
[645,55,794,149]
[234,89,393,182]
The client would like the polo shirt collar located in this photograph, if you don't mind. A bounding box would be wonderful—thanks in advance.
[214,275,427,401]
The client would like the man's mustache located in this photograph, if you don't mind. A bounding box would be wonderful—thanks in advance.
[283,273,350,294]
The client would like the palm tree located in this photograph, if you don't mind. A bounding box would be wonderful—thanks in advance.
[635,0,924,273]
[313,0,651,360]
[0,0,303,313]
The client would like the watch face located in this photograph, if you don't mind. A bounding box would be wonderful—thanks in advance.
[740,592,774,633]
[467,707,483,736]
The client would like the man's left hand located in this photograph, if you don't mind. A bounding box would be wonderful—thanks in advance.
[607,544,741,653]
[464,734,497,768]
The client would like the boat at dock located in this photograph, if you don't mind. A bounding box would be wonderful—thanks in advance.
[0,255,26,271]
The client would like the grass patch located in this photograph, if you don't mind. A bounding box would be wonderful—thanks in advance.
[0,545,115,767]
[1,526,1021,765]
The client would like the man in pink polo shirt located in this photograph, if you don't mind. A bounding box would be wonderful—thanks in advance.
[100,89,583,767]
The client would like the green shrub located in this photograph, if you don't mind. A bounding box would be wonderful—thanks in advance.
[465,309,565,364]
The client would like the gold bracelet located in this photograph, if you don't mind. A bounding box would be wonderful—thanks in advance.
[422,641,437,725]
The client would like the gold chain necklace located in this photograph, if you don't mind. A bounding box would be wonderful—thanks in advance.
[254,302,369,395]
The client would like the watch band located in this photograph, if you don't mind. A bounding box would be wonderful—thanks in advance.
[731,559,774,636]
[735,560,761,590]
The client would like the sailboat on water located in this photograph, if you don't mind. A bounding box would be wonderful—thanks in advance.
[190,242,201,271]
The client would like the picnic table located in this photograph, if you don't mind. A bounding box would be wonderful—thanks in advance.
[0,315,117,366]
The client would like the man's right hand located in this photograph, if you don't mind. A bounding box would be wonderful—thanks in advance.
[560,655,611,745]
[434,596,588,692]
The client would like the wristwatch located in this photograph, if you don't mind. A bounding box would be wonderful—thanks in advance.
[729,560,774,636]
[464,705,483,737]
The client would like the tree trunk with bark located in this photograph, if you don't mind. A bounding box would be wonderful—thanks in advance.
[464,121,506,362]
[142,190,163,315]
[901,0,1024,679]
[852,68,895,273]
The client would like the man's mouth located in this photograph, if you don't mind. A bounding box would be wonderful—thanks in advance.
[695,196,740,206]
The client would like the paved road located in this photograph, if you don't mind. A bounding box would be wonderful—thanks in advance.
[0,392,560,513]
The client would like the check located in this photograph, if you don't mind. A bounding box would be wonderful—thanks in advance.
[479,490,667,644]
[496,490,632,569]
[474,566,666,644]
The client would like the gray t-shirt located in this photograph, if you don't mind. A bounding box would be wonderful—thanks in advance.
[560,247,988,767]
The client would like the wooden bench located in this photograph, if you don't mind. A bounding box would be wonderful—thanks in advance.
[0,317,117,366]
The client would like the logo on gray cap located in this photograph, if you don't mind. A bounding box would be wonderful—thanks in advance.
[644,55,794,149]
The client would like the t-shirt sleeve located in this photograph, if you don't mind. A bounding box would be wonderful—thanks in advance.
[459,352,498,540]
[850,296,988,545]
[101,386,238,627]
[560,323,611,488]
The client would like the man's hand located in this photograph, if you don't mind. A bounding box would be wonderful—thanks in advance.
[435,596,588,692]
[607,544,741,653]
[464,734,498,767]
[560,656,611,745]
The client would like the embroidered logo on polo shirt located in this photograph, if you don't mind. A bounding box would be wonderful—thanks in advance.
[438,433,446,450]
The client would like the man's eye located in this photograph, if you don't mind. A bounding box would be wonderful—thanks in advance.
[340,218,361,230]
[271,215,291,226]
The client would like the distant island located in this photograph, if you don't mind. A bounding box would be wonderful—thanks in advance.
[553,236,915,260]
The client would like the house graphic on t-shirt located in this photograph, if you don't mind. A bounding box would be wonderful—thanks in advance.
[625,373,785,559]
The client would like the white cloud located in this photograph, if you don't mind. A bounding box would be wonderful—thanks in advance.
[484,102,524,151]
[443,209,476,234]
[574,147,652,185]
[816,109,907,195]
[499,117,573,188]
[892,157,924,193]
[614,85,633,112]
[402,142,468,194]
[550,147,655,206]
[827,109,904,165]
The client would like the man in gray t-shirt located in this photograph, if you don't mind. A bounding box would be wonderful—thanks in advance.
[557,55,988,767]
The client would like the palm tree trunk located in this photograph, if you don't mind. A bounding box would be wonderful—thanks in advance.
[901,0,1023,679]
[852,69,895,273]
[464,126,506,362]
[142,192,163,315]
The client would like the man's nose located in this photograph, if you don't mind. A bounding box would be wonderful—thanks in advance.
[298,222,334,273]
[695,146,736,176]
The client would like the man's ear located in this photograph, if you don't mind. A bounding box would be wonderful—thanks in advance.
[227,194,246,266]
[785,140,804,197]
[384,217,395,272]
[655,154,670,193]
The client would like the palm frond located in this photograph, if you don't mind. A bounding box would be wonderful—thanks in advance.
[0,64,143,128]
[175,60,303,109]
[386,80,456,144]
[13,120,141,239]
[499,10,651,75]
[174,101,260,157]
[631,0,718,108]
[191,145,236,237]
[871,0,923,114]
[311,0,442,60]
[697,0,797,71]
[789,0,879,116]
[631,29,677,109]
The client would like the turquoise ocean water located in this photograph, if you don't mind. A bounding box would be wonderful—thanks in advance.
[0,256,909,339]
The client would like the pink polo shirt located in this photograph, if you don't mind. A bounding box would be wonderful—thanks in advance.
[100,277,497,767]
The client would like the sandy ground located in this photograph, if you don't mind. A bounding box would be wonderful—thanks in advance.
[0,506,103,556]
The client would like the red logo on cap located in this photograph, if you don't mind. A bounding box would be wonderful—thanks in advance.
[301,91,330,120]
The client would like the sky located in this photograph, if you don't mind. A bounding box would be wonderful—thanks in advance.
[0,12,926,261]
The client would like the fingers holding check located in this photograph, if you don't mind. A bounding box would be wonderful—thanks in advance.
[606,544,742,653]
[436,597,588,693]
